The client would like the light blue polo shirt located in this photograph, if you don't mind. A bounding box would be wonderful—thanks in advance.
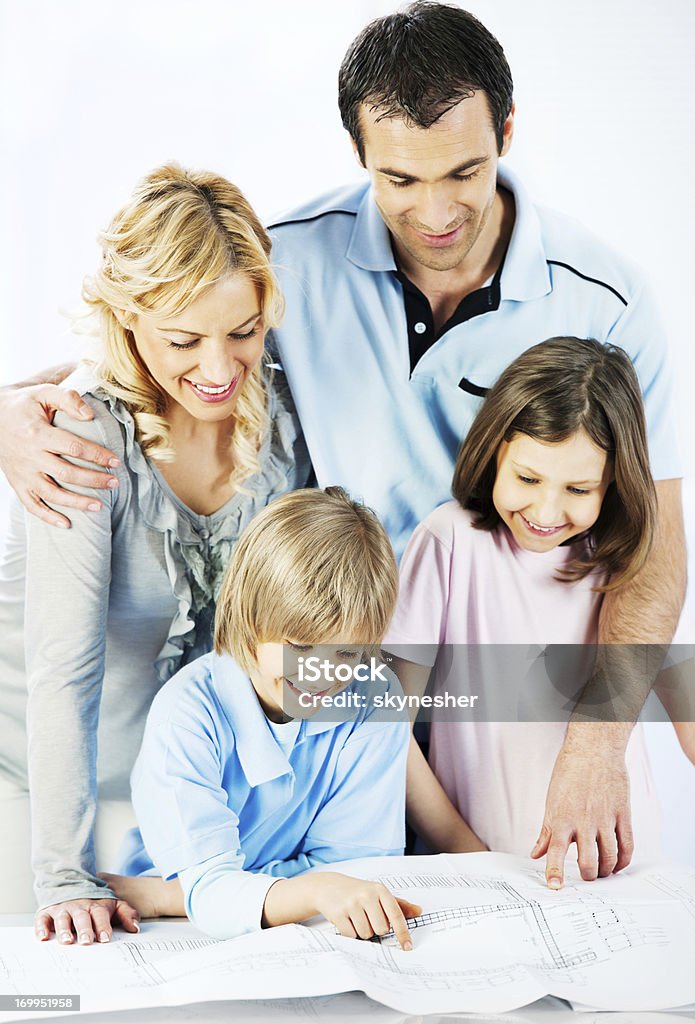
[119,651,408,939]
[268,166,681,560]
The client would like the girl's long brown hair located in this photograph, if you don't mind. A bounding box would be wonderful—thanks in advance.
[452,337,656,591]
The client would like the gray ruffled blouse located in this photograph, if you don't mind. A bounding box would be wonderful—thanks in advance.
[0,366,312,909]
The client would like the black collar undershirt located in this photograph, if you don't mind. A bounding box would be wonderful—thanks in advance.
[394,254,505,395]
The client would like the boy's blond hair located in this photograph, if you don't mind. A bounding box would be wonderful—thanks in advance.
[214,487,398,674]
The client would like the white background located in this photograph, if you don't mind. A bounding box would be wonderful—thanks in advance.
[0,0,693,862]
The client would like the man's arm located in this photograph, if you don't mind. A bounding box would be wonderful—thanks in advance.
[0,365,120,528]
[532,479,687,887]
[11,363,77,389]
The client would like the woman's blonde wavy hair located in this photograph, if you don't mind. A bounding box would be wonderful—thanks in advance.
[82,163,284,490]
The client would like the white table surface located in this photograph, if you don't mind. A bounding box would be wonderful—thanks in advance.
[1,917,694,1024]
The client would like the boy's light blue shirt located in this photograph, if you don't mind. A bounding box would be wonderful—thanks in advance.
[120,651,409,939]
[268,166,681,560]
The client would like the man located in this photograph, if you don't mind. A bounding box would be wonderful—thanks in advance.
[0,2,686,887]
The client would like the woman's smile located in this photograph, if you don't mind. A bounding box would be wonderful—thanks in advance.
[183,374,242,404]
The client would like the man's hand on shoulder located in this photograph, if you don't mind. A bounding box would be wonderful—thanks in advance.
[0,381,120,528]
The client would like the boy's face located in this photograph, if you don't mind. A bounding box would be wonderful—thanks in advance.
[251,639,367,722]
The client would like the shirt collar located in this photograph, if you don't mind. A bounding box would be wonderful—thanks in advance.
[496,164,551,302]
[345,164,551,302]
[212,654,335,788]
[346,188,398,271]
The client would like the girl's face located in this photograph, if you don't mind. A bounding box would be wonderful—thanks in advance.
[492,429,612,553]
[129,272,265,426]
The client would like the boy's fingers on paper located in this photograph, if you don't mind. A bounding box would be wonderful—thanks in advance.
[381,893,413,950]
[364,901,390,937]
[349,907,374,941]
[597,829,619,876]
[576,832,600,881]
[334,916,357,940]
[614,817,635,873]
[399,899,423,918]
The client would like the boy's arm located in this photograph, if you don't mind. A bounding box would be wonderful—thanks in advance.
[0,367,119,527]
[131,709,417,944]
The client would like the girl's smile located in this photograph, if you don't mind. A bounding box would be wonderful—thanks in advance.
[517,512,569,537]
[493,430,612,553]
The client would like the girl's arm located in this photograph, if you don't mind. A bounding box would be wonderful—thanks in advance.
[388,655,487,853]
[406,736,487,853]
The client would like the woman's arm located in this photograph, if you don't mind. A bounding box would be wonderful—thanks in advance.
[23,403,137,942]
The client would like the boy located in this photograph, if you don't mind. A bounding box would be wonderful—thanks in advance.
[107,487,420,947]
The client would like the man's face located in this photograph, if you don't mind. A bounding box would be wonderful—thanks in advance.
[355,92,513,273]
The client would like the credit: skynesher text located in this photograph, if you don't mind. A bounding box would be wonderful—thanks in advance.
[297,691,479,710]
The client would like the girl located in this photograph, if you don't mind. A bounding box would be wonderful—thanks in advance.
[0,164,311,939]
[384,336,692,869]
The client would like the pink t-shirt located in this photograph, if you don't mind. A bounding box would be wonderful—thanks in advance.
[384,500,662,859]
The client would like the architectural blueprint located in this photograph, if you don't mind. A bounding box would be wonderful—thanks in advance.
[0,853,694,1019]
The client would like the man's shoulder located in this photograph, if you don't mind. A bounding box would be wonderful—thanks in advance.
[267,181,368,233]
[534,202,645,307]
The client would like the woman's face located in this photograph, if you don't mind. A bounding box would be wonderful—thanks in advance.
[492,429,612,553]
[129,272,265,424]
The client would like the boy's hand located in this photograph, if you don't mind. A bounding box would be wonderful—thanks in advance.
[0,384,120,528]
[34,897,140,945]
[313,873,422,950]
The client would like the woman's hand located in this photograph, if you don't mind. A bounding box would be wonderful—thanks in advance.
[34,897,140,945]
[0,384,120,528]
[311,873,422,950]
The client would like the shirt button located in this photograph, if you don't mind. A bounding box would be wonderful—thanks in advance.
[199,529,210,541]
[414,321,427,335]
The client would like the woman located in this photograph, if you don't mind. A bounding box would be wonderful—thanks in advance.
[0,164,311,941]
